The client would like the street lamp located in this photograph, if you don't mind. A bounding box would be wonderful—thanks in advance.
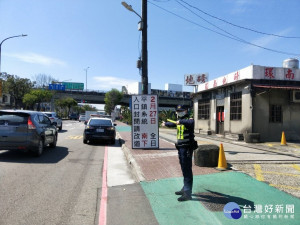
[122,1,148,94]
[84,67,89,91]
[0,34,28,74]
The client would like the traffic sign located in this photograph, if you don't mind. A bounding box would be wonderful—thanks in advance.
[48,84,65,91]
[62,82,84,90]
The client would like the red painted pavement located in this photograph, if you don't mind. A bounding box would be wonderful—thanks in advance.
[116,121,219,181]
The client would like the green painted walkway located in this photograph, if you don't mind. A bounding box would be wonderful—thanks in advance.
[116,125,131,132]
[141,172,300,225]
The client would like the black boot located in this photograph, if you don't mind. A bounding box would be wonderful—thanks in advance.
[175,190,184,195]
[177,193,192,202]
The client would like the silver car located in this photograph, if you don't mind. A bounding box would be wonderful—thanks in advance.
[44,112,62,130]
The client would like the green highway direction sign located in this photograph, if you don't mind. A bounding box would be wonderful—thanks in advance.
[62,82,84,90]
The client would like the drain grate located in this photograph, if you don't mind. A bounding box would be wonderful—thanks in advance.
[193,192,229,211]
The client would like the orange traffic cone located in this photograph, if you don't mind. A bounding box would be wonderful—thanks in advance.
[216,143,228,170]
[281,131,287,145]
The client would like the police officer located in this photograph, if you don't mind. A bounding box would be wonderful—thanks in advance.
[162,105,196,201]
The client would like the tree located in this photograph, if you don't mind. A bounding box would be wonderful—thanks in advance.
[22,89,53,110]
[23,93,38,109]
[81,104,97,111]
[104,89,123,114]
[70,104,97,115]
[159,109,177,125]
[120,106,131,124]
[32,74,58,88]
[3,74,34,108]
[55,97,77,117]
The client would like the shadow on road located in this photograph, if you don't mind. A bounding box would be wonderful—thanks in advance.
[58,129,68,133]
[192,189,254,212]
[0,146,69,164]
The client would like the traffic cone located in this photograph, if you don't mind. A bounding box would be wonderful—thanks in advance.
[216,143,228,170]
[281,131,287,145]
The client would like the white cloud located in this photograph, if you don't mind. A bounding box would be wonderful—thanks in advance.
[5,52,66,66]
[229,0,258,14]
[243,28,293,53]
[92,76,138,91]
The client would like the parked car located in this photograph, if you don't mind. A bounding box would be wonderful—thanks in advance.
[0,110,58,156]
[69,113,78,120]
[79,114,86,122]
[43,112,62,130]
[83,118,116,144]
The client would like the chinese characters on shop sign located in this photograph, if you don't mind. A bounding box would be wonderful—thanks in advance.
[131,95,159,149]
[264,67,296,80]
[184,73,209,86]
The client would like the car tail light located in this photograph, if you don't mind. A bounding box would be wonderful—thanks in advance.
[28,117,36,129]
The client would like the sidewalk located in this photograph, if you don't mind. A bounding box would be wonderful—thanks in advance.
[116,122,218,182]
[115,121,300,225]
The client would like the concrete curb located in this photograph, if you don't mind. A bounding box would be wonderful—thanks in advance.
[117,132,145,182]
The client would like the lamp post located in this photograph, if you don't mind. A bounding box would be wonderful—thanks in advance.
[0,34,28,74]
[84,67,89,92]
[122,1,148,94]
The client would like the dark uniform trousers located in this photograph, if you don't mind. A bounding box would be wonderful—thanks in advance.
[178,146,193,196]
[165,115,195,197]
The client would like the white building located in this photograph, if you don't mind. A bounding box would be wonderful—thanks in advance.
[126,82,151,95]
[192,59,300,142]
[165,83,182,92]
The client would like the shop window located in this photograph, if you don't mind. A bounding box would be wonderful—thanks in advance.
[230,92,242,120]
[270,105,282,123]
[198,99,210,120]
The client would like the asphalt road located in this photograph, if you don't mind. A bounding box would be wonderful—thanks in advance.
[0,120,104,225]
[0,120,157,225]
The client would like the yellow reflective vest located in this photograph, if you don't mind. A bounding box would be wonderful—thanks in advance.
[177,124,190,145]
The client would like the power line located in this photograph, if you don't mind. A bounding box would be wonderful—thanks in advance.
[176,0,246,42]
[178,0,300,39]
[148,1,300,57]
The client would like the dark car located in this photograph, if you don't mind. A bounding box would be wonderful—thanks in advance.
[0,110,58,156]
[69,113,78,120]
[83,118,116,144]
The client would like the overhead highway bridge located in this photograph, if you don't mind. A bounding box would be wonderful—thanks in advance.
[53,90,192,108]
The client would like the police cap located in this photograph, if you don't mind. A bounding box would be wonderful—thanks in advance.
[176,105,186,112]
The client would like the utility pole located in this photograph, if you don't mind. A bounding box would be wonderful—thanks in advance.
[141,0,148,94]
[84,67,89,92]
[122,1,148,94]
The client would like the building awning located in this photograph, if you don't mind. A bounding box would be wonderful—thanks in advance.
[253,84,300,90]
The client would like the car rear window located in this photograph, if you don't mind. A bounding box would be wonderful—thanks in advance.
[89,119,112,126]
[45,113,52,117]
[0,114,28,125]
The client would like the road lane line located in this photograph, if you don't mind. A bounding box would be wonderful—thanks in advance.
[270,184,300,191]
[253,164,264,181]
[263,171,300,177]
[233,168,300,177]
[292,164,300,172]
[99,146,108,225]
[66,135,83,139]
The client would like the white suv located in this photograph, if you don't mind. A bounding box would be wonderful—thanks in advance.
[44,112,63,130]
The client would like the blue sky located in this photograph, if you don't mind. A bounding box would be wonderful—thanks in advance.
[1,0,299,93]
